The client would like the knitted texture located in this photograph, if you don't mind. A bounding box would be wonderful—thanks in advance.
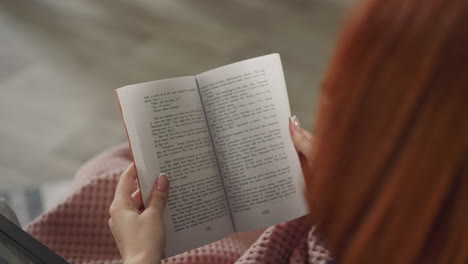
[25,144,330,264]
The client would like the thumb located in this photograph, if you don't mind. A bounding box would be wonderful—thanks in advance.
[147,173,170,211]
[289,116,315,160]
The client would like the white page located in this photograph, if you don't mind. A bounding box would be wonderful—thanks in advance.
[196,54,308,232]
[116,77,233,256]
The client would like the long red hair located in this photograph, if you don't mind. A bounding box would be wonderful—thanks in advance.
[306,0,468,263]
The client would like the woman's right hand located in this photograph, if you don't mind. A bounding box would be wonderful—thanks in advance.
[289,116,315,176]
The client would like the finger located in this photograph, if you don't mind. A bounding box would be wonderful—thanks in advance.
[289,116,315,159]
[131,188,143,209]
[147,173,170,211]
[115,163,137,202]
[299,152,313,176]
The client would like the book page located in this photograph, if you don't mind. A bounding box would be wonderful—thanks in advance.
[116,77,233,257]
[196,54,308,232]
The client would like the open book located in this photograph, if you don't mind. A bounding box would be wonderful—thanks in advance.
[116,54,308,257]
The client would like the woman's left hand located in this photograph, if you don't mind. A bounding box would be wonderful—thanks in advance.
[289,116,315,176]
[108,163,169,264]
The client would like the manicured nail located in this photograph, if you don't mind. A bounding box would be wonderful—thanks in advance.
[290,116,301,134]
[157,173,169,191]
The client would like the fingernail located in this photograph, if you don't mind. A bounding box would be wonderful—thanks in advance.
[157,173,169,191]
[290,115,301,134]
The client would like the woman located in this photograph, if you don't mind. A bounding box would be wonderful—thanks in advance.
[109,0,468,263]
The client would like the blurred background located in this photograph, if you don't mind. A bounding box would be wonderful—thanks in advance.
[0,0,351,225]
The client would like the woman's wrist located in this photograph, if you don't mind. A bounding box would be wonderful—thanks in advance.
[123,252,161,264]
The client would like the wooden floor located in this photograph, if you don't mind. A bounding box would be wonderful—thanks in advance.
[0,0,349,190]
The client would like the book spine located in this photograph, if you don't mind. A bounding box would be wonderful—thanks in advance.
[115,90,145,208]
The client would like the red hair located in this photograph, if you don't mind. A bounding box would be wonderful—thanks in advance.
[306,0,468,263]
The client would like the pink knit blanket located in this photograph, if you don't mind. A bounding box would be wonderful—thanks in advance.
[25,144,330,264]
